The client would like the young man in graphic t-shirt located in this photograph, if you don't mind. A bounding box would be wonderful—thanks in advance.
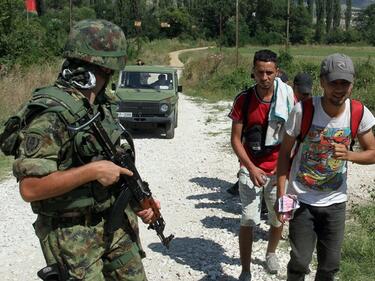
[229,49,294,281]
[276,53,375,281]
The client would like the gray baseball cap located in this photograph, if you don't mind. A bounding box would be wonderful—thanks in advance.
[320,53,355,82]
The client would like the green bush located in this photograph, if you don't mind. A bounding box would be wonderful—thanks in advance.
[278,49,294,72]
[182,52,250,101]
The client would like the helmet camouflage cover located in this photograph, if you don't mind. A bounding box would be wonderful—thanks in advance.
[63,19,127,70]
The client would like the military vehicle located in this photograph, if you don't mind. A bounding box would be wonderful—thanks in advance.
[114,65,181,139]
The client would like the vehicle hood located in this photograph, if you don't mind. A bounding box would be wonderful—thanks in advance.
[116,88,176,102]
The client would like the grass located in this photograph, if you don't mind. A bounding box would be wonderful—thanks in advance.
[340,204,375,281]
[232,44,375,63]
[0,62,60,125]
[181,44,375,112]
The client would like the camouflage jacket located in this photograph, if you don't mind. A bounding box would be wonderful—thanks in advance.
[11,85,138,226]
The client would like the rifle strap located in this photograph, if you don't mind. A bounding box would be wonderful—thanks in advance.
[105,187,133,234]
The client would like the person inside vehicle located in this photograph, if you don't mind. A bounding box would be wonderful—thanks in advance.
[151,74,170,88]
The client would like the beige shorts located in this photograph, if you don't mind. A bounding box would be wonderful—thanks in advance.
[238,167,281,228]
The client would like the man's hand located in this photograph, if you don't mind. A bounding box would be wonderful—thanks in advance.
[333,143,351,161]
[274,200,286,224]
[137,199,161,224]
[92,160,134,187]
[248,166,267,187]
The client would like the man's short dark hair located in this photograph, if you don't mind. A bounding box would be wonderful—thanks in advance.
[253,49,278,66]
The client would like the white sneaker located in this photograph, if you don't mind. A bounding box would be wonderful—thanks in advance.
[266,253,279,274]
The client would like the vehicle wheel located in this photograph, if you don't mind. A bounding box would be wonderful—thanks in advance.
[165,122,175,139]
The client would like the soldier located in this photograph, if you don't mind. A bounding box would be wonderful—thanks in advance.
[0,19,156,280]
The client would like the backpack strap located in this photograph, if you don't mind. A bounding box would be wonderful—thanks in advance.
[350,99,364,139]
[288,98,314,171]
[241,87,253,138]
[298,97,314,143]
[349,99,364,150]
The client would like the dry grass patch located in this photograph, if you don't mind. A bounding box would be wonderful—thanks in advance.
[0,62,60,124]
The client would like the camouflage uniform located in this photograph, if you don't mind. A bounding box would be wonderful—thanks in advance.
[4,20,147,281]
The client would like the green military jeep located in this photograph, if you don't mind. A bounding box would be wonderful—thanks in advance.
[114,65,181,139]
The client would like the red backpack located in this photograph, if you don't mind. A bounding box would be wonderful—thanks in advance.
[297,98,364,150]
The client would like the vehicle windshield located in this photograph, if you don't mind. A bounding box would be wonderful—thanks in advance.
[119,71,174,90]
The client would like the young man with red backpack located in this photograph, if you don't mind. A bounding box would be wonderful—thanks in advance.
[276,53,375,281]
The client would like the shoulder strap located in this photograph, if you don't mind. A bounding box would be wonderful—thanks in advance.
[298,97,314,143]
[349,99,364,151]
[241,87,253,131]
[350,99,364,139]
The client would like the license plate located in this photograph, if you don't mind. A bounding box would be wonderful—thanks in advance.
[118,112,132,118]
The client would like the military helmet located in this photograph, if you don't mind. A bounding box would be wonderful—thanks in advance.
[63,19,127,70]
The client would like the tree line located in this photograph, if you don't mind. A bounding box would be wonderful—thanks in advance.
[1,0,375,68]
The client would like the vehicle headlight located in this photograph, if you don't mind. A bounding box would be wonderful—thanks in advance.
[160,104,169,113]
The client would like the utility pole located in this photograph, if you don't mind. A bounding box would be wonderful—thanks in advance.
[286,0,290,50]
[236,0,239,67]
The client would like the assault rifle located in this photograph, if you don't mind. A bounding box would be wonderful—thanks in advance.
[68,110,174,248]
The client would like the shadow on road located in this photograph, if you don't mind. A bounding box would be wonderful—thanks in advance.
[188,177,241,215]
[148,237,239,280]
[190,176,233,190]
[200,215,268,242]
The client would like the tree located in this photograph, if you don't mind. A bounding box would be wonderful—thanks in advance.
[159,7,192,38]
[315,0,325,42]
[345,0,352,31]
[332,0,341,31]
[355,3,375,45]
[290,3,312,44]
[326,0,333,33]
[307,0,314,24]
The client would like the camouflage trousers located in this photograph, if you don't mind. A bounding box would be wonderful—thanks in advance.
[33,214,147,281]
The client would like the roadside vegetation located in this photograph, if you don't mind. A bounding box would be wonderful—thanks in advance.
[181,45,375,113]
[340,196,375,281]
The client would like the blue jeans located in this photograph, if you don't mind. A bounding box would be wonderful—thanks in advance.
[287,202,346,281]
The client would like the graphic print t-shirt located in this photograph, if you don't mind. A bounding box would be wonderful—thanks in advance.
[228,88,279,174]
[285,97,375,206]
